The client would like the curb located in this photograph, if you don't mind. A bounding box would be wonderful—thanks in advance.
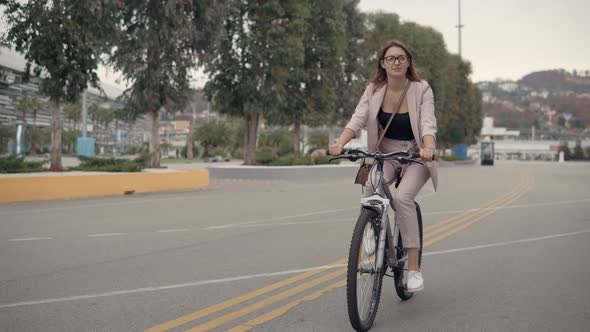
[0,170,209,203]
[207,164,359,181]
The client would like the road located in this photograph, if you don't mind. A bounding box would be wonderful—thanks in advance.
[1,161,589,331]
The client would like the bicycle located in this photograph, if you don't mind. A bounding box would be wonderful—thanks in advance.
[328,148,425,332]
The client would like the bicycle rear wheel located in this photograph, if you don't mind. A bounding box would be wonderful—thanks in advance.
[347,208,385,332]
[393,201,424,300]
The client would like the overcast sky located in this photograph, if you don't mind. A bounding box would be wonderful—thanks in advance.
[359,0,589,82]
[1,0,588,92]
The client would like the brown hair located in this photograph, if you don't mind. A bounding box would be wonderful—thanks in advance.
[369,39,421,90]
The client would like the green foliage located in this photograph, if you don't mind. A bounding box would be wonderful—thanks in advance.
[73,155,146,172]
[258,128,293,157]
[255,147,277,165]
[331,0,366,126]
[109,0,224,167]
[194,120,232,158]
[256,151,338,166]
[361,13,483,149]
[307,130,329,151]
[0,155,46,173]
[2,0,117,102]
[181,145,200,159]
[2,0,119,169]
[205,0,311,163]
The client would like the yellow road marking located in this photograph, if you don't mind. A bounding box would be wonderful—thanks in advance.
[226,279,347,332]
[424,177,532,247]
[224,175,534,331]
[183,269,346,332]
[424,179,529,239]
[423,175,527,232]
[147,174,532,332]
[144,258,346,332]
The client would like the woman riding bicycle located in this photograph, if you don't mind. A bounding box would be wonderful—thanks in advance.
[329,39,438,293]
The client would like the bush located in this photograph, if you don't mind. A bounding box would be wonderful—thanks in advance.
[231,148,243,159]
[181,145,200,158]
[0,155,46,173]
[209,147,229,158]
[266,154,338,166]
[256,147,277,165]
[313,155,333,165]
[258,127,293,157]
[73,155,145,172]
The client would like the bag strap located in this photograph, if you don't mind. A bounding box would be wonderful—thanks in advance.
[375,81,411,151]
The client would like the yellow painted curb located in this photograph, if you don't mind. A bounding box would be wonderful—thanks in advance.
[0,170,209,203]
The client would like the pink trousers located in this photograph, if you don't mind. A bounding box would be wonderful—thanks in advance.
[366,138,430,248]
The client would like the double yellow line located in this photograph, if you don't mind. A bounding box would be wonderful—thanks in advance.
[145,174,532,332]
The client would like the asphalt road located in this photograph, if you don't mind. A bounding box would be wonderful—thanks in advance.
[1,161,589,332]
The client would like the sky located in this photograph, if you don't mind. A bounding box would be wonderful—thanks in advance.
[359,0,589,82]
[1,0,588,94]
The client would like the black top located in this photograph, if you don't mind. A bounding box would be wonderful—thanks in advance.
[377,109,415,141]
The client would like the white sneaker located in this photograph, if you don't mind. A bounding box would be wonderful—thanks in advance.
[407,271,424,292]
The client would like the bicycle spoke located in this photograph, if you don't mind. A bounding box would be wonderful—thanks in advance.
[357,221,378,321]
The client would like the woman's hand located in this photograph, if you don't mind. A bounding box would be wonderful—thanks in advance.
[329,143,344,156]
[420,147,434,161]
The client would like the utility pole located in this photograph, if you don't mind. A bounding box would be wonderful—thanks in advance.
[456,0,464,57]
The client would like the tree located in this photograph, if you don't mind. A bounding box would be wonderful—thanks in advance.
[307,129,329,152]
[360,13,483,151]
[193,120,231,158]
[334,0,366,127]
[205,0,307,163]
[109,0,223,168]
[25,126,51,154]
[299,0,345,146]
[260,0,345,156]
[2,0,117,170]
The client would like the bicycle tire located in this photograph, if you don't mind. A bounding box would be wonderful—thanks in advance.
[393,201,424,300]
[346,208,385,332]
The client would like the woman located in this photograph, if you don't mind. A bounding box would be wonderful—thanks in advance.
[329,39,438,293]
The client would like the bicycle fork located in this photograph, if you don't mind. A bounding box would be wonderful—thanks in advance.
[360,194,397,273]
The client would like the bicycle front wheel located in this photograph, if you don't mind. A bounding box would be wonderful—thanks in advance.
[347,208,385,332]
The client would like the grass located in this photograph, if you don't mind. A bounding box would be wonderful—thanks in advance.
[161,158,203,164]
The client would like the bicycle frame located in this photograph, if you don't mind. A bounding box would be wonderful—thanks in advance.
[359,158,403,273]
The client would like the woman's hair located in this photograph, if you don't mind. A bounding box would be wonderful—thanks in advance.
[369,39,421,90]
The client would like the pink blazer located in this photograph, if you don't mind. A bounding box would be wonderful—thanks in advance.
[344,80,438,192]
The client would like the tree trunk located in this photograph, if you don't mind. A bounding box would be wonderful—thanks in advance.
[50,101,63,170]
[243,112,260,165]
[149,109,161,168]
[293,122,301,156]
[186,124,194,159]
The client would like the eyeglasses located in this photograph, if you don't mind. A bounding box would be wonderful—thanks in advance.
[383,55,409,64]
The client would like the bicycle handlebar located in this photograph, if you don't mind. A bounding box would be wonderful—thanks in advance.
[326,148,426,165]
